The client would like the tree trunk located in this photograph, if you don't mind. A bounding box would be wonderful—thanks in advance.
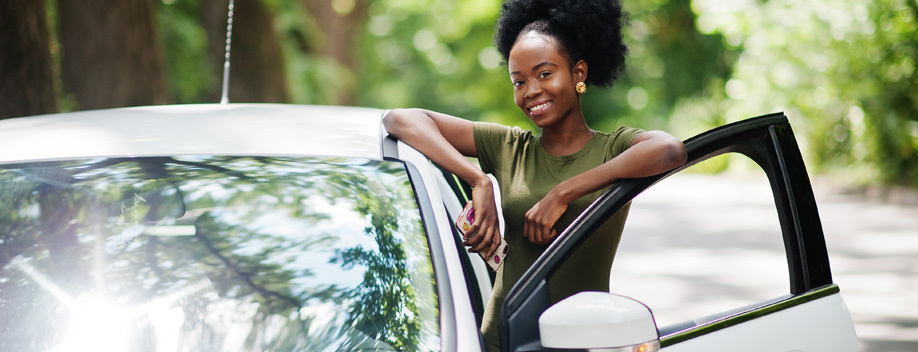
[57,0,169,110]
[303,0,369,105]
[201,0,290,103]
[0,0,58,119]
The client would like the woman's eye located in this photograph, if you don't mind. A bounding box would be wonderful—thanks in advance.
[513,80,524,87]
[539,72,551,78]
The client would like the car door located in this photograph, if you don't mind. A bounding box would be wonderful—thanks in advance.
[499,113,858,351]
[433,163,494,325]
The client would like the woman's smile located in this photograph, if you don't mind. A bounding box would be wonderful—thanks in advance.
[528,100,552,115]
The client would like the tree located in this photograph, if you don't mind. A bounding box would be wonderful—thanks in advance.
[585,0,736,134]
[0,0,58,119]
[302,0,370,105]
[57,0,169,110]
[355,0,517,122]
[682,0,918,186]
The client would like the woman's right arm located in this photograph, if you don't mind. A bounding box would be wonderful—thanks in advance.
[382,108,501,259]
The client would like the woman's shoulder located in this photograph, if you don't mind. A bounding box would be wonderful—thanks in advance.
[593,125,645,154]
[474,121,535,144]
[594,125,643,140]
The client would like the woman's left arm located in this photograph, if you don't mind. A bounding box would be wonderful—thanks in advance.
[524,131,687,245]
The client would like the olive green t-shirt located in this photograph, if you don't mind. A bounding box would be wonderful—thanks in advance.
[473,122,643,351]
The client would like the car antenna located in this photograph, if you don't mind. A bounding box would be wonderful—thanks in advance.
[220,0,235,104]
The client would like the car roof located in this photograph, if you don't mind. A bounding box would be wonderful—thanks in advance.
[0,104,388,163]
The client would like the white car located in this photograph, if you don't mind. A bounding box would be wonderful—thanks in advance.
[0,104,857,351]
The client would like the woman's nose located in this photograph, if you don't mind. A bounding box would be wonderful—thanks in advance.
[524,82,542,99]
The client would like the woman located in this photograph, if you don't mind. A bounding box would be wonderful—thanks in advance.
[383,0,687,350]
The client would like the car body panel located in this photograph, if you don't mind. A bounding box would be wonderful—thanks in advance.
[663,292,857,352]
[0,104,385,163]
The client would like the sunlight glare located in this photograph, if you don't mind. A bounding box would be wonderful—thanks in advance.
[50,299,130,352]
[12,256,216,352]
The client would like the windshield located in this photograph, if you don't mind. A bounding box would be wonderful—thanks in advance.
[0,156,439,351]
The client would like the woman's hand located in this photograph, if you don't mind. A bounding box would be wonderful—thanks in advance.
[524,190,569,246]
[383,109,502,258]
[462,176,502,260]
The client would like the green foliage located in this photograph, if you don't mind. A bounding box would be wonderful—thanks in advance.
[356,0,523,125]
[682,0,918,186]
[158,0,214,103]
[584,0,737,134]
[149,0,916,186]
[274,0,355,104]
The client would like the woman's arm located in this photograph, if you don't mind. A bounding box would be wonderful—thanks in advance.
[383,108,502,258]
[523,130,687,245]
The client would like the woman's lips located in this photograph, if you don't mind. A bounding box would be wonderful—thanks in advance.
[528,101,552,115]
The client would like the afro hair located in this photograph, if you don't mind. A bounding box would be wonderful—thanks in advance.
[494,0,629,88]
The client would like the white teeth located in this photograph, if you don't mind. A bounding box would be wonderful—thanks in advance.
[530,102,550,112]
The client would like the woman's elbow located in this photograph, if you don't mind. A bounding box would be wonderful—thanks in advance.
[664,137,687,168]
[382,108,414,138]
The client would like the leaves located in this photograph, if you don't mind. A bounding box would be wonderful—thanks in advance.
[685,0,918,186]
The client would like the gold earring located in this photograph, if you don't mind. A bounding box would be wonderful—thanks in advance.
[575,82,587,94]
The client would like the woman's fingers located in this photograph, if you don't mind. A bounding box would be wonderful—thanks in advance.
[463,180,501,253]
[533,217,545,244]
[541,229,557,245]
[468,224,489,252]
[525,197,567,245]
[524,209,547,245]
[523,211,535,243]
[472,224,501,255]
[463,209,497,252]
[463,220,481,244]
[463,225,488,249]
[485,233,501,260]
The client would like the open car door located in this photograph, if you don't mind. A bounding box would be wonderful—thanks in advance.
[500,113,858,351]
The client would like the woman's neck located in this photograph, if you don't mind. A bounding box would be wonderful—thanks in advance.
[539,114,595,156]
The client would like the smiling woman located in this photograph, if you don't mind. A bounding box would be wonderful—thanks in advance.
[382,0,686,350]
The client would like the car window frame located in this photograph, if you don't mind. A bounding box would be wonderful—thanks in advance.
[498,113,838,351]
[434,165,491,326]
[384,136,489,351]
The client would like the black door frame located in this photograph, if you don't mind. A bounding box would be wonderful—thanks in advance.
[500,113,834,351]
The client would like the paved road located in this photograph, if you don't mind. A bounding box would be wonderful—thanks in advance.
[815,181,918,351]
[605,173,917,351]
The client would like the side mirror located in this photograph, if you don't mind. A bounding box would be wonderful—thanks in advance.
[539,291,659,351]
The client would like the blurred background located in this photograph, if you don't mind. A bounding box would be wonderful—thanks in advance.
[2,0,916,190]
[1,0,916,350]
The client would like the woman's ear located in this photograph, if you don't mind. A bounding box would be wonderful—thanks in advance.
[573,59,588,83]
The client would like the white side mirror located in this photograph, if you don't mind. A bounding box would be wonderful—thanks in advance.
[539,291,659,351]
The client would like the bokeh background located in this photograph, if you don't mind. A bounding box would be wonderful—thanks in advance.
[3,0,915,189]
[2,0,916,349]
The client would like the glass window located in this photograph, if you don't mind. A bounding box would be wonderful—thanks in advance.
[0,156,439,351]
[610,156,789,332]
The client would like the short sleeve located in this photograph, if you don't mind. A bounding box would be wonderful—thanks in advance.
[473,122,521,175]
[609,125,645,157]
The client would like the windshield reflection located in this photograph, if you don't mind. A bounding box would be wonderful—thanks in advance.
[0,156,439,351]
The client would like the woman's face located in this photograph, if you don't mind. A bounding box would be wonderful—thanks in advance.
[508,31,585,129]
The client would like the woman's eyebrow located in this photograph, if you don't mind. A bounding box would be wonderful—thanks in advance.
[510,61,558,75]
[532,61,558,71]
